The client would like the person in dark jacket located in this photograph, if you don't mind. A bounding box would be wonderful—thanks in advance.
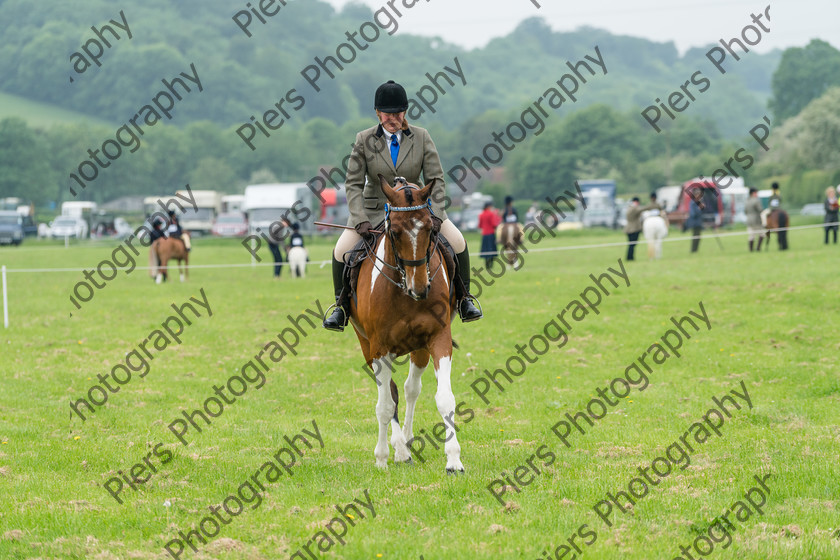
[268,219,290,279]
[684,199,703,253]
[165,210,191,251]
[149,218,166,243]
[501,195,518,223]
[824,186,839,245]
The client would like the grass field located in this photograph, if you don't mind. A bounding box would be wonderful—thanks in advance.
[0,91,113,129]
[0,222,838,560]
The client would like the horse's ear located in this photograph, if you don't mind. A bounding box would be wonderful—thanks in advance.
[379,173,399,204]
[417,178,436,202]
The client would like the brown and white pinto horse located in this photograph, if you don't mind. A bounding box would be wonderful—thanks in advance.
[151,235,189,283]
[349,175,463,473]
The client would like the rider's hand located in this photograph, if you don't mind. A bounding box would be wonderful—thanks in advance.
[355,221,374,241]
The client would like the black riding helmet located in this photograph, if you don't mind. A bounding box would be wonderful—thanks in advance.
[374,80,408,113]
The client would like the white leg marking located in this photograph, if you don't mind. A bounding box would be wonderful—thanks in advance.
[434,355,463,472]
[373,353,396,468]
[401,358,426,455]
[180,273,185,282]
[155,273,162,284]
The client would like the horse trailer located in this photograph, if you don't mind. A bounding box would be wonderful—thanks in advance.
[243,184,316,237]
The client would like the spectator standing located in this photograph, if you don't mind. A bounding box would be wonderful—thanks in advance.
[623,197,643,261]
[745,188,765,251]
[684,198,703,253]
[478,202,501,269]
[268,219,289,280]
[824,186,839,245]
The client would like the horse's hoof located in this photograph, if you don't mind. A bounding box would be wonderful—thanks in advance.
[445,467,465,475]
[396,457,413,466]
[375,459,388,470]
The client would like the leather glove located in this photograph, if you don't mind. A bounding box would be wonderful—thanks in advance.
[355,221,374,241]
[431,215,442,234]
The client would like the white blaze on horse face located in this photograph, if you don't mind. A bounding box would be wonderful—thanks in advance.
[371,236,387,295]
[407,218,424,293]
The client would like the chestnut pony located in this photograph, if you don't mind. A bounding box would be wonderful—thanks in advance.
[151,235,189,283]
[349,175,463,473]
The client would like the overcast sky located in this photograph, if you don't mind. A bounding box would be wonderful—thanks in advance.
[323,0,836,54]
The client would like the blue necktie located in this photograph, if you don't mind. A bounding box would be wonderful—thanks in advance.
[390,134,399,167]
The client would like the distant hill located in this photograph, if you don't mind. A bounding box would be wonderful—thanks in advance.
[0,0,780,138]
[0,91,113,129]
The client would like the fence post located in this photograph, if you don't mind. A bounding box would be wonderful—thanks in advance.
[2,265,8,328]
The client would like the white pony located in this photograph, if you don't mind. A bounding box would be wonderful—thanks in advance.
[287,246,308,278]
[642,209,668,260]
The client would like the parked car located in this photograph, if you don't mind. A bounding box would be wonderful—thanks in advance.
[0,211,25,245]
[801,203,825,216]
[212,213,249,237]
[50,216,89,239]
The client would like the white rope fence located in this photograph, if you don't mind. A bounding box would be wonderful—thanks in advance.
[1,221,836,328]
[2,221,835,274]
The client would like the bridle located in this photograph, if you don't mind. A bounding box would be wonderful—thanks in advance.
[372,179,443,298]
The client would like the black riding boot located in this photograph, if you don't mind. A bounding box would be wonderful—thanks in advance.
[455,248,482,322]
[323,257,350,332]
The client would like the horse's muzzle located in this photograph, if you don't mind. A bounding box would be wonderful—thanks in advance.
[407,284,430,301]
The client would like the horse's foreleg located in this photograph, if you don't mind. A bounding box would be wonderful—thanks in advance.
[372,353,396,469]
[432,348,463,473]
[396,350,429,463]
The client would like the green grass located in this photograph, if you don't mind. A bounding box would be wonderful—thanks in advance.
[0,91,113,129]
[0,224,838,559]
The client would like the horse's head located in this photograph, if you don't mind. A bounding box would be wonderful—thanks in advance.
[378,174,437,301]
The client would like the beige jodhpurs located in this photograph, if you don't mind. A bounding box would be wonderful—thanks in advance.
[333,219,466,260]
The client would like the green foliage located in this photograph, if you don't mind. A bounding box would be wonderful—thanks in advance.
[769,39,840,122]
[0,118,53,204]
[0,0,778,135]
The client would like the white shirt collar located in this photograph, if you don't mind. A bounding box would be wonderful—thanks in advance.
[382,127,401,144]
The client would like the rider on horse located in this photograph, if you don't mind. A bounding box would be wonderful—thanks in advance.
[323,80,482,331]
[165,210,190,252]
